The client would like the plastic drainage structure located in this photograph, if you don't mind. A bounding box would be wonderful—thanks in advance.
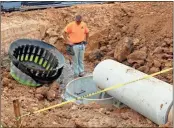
[62,75,116,105]
[8,39,65,86]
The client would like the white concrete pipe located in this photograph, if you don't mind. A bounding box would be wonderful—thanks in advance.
[93,59,173,125]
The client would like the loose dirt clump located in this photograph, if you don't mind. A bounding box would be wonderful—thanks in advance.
[35,82,60,101]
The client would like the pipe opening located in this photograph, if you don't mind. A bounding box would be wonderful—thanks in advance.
[63,76,114,105]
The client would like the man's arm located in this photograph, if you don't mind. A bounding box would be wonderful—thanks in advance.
[86,32,89,43]
[62,23,72,44]
[84,24,89,42]
[62,31,69,44]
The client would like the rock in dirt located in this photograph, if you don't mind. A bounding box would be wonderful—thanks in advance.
[140,46,148,53]
[122,60,132,66]
[49,81,59,91]
[107,45,112,51]
[114,32,122,40]
[117,23,124,28]
[164,62,172,67]
[28,89,34,94]
[167,47,173,55]
[8,84,14,89]
[138,66,149,73]
[2,78,10,87]
[120,113,129,120]
[153,47,163,54]
[146,119,153,125]
[98,108,107,114]
[46,90,58,101]
[149,67,160,74]
[71,105,78,110]
[49,37,58,45]
[153,60,161,68]
[114,37,134,62]
[159,121,172,127]
[94,60,100,67]
[100,46,107,52]
[3,71,12,79]
[75,120,86,128]
[127,50,147,65]
[132,63,141,69]
[102,56,115,61]
[153,47,169,54]
[109,40,115,45]
[146,61,153,68]
[164,38,172,45]
[121,26,128,33]
[161,53,173,59]
[99,41,108,46]
[46,27,58,36]
[133,38,140,45]
[88,49,103,61]
[107,50,114,56]
[35,94,44,101]
[35,86,49,96]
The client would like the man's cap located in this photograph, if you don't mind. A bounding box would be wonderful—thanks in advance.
[75,15,82,21]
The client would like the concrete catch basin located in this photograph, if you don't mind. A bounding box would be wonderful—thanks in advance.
[62,75,117,105]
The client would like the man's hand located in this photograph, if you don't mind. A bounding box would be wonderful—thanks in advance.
[62,31,74,45]
[68,42,74,46]
[63,32,69,43]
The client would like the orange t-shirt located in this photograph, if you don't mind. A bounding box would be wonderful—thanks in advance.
[64,21,89,44]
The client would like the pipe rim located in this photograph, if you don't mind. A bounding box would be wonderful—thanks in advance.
[66,75,114,100]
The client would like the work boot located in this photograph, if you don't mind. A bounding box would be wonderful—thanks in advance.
[79,72,85,77]
[74,75,79,79]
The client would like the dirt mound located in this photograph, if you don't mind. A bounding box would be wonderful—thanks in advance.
[84,2,173,84]
[35,82,60,101]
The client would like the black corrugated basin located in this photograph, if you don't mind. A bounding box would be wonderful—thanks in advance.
[8,39,65,85]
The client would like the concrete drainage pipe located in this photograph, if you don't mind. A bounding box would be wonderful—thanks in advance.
[93,59,173,125]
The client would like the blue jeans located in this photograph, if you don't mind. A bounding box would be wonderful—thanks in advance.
[72,44,85,76]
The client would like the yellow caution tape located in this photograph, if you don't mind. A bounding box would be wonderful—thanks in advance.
[17,67,173,120]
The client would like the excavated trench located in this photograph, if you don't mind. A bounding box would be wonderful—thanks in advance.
[1,2,173,127]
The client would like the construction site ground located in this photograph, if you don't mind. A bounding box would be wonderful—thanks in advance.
[1,2,173,127]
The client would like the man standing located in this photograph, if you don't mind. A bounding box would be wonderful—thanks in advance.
[63,15,89,78]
